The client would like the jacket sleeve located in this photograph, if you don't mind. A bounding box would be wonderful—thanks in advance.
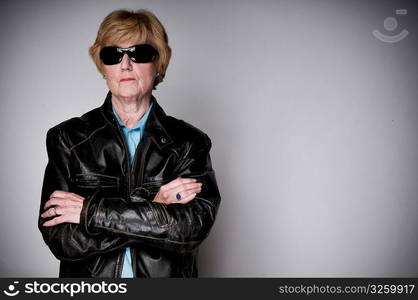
[83,132,221,253]
[38,126,133,261]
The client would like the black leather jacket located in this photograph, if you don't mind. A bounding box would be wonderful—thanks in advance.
[38,92,221,277]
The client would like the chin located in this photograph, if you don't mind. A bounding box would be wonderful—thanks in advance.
[118,89,141,99]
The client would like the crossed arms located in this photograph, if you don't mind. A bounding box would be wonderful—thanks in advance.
[38,126,221,261]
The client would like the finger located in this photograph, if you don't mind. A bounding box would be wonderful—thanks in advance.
[176,186,202,199]
[184,187,202,195]
[166,187,200,204]
[43,215,65,227]
[50,190,72,199]
[42,210,82,226]
[177,193,197,204]
[173,185,202,198]
[48,195,84,204]
[44,198,69,209]
[62,193,85,202]
[173,182,202,192]
[40,207,57,218]
[44,197,83,209]
[49,191,85,202]
[163,182,201,199]
[42,214,70,227]
[161,177,197,191]
[56,206,82,216]
[70,192,85,201]
[44,199,55,210]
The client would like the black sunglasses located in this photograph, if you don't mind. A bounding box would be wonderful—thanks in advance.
[99,44,158,65]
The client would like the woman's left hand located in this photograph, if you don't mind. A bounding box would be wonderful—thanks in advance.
[41,190,85,227]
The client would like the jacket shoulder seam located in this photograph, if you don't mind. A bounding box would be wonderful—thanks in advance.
[49,126,72,152]
[69,124,109,151]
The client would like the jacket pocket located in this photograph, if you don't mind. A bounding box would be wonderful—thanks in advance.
[72,173,119,189]
[141,179,172,194]
[130,179,171,202]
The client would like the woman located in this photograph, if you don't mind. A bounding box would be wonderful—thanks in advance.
[38,9,221,278]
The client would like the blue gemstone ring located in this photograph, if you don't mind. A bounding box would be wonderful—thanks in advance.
[176,193,181,200]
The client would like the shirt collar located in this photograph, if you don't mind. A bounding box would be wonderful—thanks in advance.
[112,101,154,131]
[101,92,174,149]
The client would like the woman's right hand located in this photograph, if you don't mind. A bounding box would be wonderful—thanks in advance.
[152,177,202,204]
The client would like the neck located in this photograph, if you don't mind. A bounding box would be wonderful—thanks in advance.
[111,93,151,129]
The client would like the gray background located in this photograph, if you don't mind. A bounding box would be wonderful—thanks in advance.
[0,0,416,277]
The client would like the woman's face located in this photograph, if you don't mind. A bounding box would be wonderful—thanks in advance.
[102,42,157,101]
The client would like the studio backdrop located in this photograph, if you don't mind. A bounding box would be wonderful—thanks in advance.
[0,0,416,277]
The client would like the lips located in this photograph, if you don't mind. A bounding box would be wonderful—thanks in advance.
[120,77,135,82]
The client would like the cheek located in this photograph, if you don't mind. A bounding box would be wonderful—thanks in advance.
[103,66,118,81]
[103,71,119,89]
[105,77,117,91]
[136,64,156,81]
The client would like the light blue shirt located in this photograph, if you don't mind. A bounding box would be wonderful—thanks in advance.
[113,101,153,278]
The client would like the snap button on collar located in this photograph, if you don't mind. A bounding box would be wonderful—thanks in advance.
[160,137,167,144]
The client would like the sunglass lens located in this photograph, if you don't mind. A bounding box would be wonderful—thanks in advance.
[130,44,158,63]
[100,47,122,65]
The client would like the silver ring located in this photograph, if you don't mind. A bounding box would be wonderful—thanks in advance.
[52,207,57,216]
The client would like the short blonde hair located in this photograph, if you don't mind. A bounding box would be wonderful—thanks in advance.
[89,9,171,88]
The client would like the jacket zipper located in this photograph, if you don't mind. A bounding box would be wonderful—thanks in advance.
[109,123,132,278]
[137,138,151,187]
[130,137,151,277]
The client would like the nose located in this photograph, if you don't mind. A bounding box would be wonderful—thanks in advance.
[120,53,132,71]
